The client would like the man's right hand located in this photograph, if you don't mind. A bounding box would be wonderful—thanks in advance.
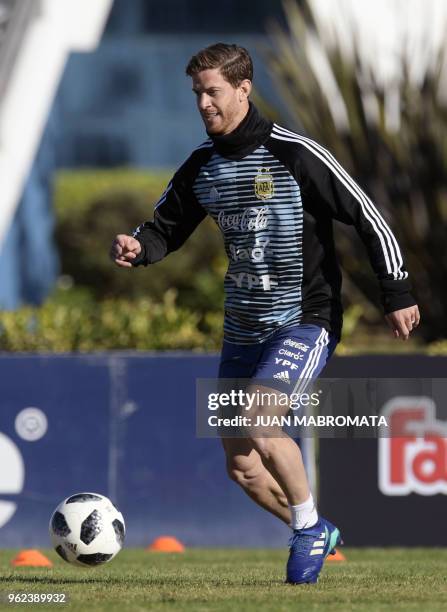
[110,234,142,268]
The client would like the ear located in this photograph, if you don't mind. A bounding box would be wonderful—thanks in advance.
[238,79,252,101]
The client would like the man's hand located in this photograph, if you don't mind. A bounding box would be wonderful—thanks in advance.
[385,305,420,341]
[110,234,142,268]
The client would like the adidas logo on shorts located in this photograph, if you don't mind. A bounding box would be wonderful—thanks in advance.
[273,371,290,384]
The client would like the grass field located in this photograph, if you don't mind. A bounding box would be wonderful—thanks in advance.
[1,548,447,611]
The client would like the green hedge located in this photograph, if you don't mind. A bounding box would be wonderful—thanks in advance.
[0,168,226,353]
[0,289,223,352]
[1,290,444,353]
[53,169,226,310]
[54,169,172,221]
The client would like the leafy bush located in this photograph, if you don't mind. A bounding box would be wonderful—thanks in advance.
[54,169,226,312]
[0,288,223,352]
[1,288,444,353]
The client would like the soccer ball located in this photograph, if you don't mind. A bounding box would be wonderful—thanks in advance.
[49,492,125,567]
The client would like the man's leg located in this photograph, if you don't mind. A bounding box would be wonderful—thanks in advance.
[250,436,310,506]
[244,325,336,513]
[222,438,290,524]
[243,325,341,584]
[218,325,341,584]
[243,384,311,507]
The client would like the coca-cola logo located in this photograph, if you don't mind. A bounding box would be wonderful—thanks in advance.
[378,397,447,496]
[218,207,268,233]
[284,340,309,352]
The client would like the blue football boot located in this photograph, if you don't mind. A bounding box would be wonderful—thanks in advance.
[286,517,342,584]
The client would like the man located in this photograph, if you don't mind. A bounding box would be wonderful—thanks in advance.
[110,43,420,584]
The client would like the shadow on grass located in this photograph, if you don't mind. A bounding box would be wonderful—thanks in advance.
[0,574,284,588]
[0,575,111,585]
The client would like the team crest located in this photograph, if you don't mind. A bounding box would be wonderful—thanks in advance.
[254,168,274,200]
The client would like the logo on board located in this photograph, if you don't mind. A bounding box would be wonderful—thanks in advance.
[378,397,447,496]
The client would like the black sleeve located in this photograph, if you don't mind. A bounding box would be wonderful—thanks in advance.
[131,154,208,266]
[298,143,416,313]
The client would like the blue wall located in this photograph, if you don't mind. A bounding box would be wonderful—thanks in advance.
[1,353,446,548]
[0,353,290,548]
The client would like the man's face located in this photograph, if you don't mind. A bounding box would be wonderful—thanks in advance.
[192,68,251,136]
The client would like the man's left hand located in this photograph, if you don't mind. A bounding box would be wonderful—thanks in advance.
[385,305,420,341]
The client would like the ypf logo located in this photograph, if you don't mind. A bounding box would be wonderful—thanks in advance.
[378,397,447,496]
[0,407,47,528]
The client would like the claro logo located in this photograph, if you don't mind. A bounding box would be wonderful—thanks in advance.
[0,433,24,528]
[378,397,447,496]
[0,407,47,528]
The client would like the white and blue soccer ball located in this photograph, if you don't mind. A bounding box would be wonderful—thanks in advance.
[49,492,125,567]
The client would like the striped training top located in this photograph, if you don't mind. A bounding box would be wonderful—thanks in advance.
[131,103,414,344]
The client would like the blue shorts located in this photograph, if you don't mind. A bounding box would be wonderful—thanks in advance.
[219,324,337,394]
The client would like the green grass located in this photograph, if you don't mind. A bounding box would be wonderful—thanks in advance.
[1,548,447,611]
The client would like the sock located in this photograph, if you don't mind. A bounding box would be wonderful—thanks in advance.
[289,493,318,530]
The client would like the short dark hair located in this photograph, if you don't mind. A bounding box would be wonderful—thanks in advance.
[185,43,253,87]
